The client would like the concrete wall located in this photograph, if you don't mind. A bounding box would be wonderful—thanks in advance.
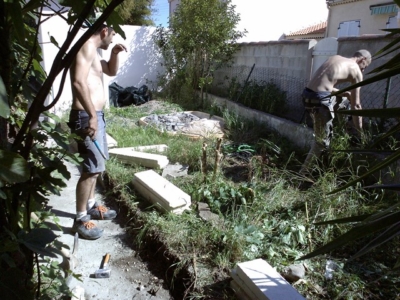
[212,40,316,122]
[39,8,164,117]
[204,93,314,150]
[211,34,400,123]
[327,0,397,37]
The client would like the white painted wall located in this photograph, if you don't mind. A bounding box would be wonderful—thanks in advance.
[39,7,164,117]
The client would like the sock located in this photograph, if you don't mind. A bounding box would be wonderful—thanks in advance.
[76,211,87,220]
[87,198,96,210]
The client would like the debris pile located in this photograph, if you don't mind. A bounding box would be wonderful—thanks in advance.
[142,111,225,139]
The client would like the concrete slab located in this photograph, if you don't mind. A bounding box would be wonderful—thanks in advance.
[109,147,169,169]
[132,170,191,214]
[45,161,172,300]
[231,259,305,300]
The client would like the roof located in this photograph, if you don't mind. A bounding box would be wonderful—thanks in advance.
[286,21,327,37]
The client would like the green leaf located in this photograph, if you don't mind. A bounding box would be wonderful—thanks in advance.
[18,228,58,257]
[0,150,30,183]
[8,1,25,43]
[22,0,43,13]
[314,214,371,225]
[50,35,60,49]
[335,107,400,118]
[299,211,400,260]
[330,149,400,194]
[0,76,10,118]
[363,184,400,191]
[351,222,400,260]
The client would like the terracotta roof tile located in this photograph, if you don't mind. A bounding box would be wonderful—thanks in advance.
[286,21,327,36]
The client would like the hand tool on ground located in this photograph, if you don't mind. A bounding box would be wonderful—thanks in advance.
[93,139,107,160]
[94,253,111,278]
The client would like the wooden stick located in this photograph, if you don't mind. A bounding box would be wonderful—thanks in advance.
[201,142,207,182]
[213,138,223,180]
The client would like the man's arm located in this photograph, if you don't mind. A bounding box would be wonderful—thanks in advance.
[350,71,363,132]
[101,43,127,76]
[71,43,98,137]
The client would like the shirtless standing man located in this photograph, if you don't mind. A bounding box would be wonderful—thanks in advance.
[300,49,372,177]
[68,24,127,239]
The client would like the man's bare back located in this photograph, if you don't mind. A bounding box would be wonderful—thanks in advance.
[307,55,364,93]
[306,51,371,131]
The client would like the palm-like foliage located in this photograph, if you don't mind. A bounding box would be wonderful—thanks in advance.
[301,0,400,264]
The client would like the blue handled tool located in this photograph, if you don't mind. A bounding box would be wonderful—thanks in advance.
[93,139,107,160]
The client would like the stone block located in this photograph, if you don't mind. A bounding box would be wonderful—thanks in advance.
[132,170,191,214]
[231,259,305,300]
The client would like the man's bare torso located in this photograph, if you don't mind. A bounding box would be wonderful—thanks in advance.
[71,47,106,111]
[307,55,362,93]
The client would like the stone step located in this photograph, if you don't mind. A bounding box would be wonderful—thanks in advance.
[132,170,191,214]
[231,259,305,300]
[109,147,169,169]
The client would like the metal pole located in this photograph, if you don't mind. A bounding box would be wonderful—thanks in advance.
[236,63,255,102]
[380,76,392,130]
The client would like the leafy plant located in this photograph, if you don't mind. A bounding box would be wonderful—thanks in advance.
[153,0,246,106]
[300,0,400,264]
[0,0,128,298]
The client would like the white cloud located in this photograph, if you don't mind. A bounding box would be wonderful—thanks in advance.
[234,0,329,42]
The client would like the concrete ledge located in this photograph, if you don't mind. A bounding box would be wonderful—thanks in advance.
[231,259,305,300]
[132,170,191,214]
[205,93,313,150]
[109,147,169,169]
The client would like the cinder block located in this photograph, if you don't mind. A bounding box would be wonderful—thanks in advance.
[109,147,169,169]
[231,259,305,300]
[132,170,191,214]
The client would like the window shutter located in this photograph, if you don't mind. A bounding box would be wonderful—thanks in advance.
[338,20,360,37]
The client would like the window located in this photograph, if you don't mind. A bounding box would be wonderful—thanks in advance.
[386,16,398,28]
[337,20,360,37]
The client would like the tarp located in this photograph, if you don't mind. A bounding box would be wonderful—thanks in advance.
[109,82,151,107]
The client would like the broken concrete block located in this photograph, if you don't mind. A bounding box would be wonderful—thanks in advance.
[132,170,191,214]
[282,264,306,282]
[109,147,169,169]
[197,202,220,225]
[231,259,305,300]
[161,163,189,179]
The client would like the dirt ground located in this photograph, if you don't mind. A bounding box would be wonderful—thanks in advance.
[47,161,173,300]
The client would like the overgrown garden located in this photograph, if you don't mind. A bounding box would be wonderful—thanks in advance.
[1,0,400,299]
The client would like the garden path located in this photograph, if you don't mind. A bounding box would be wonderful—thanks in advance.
[46,161,173,300]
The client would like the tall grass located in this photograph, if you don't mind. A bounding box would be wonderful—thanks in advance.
[103,101,395,299]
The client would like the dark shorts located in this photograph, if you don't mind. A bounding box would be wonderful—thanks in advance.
[68,110,109,174]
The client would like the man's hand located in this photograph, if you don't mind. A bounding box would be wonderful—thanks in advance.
[112,44,127,54]
[339,91,351,98]
[84,117,98,140]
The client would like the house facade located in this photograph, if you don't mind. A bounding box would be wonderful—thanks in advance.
[326,0,399,37]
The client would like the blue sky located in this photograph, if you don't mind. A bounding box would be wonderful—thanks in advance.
[151,0,328,42]
[152,0,169,27]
